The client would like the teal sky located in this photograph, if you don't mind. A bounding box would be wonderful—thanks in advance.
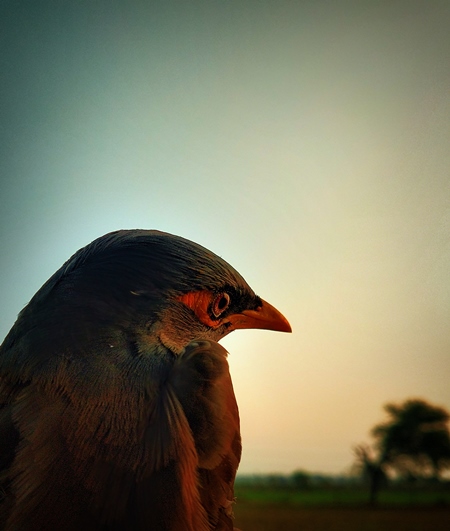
[1,1,449,475]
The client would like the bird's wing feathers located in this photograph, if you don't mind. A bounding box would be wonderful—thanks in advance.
[171,341,241,529]
[0,379,23,530]
[1,340,240,530]
[171,341,240,468]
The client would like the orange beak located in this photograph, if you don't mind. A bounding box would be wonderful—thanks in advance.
[227,298,292,333]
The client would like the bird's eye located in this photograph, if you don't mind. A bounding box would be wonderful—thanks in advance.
[211,292,231,318]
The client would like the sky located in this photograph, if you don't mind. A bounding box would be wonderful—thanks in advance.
[1,1,449,475]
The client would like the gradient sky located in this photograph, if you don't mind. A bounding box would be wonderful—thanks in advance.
[1,1,449,475]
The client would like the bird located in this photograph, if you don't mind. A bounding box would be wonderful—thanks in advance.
[0,229,291,530]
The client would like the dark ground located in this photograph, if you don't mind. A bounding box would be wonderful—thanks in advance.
[234,504,450,531]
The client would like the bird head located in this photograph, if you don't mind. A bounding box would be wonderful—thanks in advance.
[7,230,291,364]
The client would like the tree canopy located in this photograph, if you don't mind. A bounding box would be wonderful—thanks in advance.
[372,398,450,479]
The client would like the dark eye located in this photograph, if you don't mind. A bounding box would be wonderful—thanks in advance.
[211,292,231,318]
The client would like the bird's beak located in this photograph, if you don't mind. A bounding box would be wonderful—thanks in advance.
[227,299,292,333]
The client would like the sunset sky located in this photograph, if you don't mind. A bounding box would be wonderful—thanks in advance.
[1,1,449,475]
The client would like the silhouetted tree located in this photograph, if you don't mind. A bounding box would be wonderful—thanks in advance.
[373,399,450,480]
[353,444,387,505]
[355,398,450,504]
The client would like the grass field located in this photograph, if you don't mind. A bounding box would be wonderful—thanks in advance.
[232,486,450,530]
[234,485,450,507]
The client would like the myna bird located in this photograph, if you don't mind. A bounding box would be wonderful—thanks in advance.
[0,230,291,530]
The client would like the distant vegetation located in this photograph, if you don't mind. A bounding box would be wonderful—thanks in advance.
[236,398,450,510]
[233,398,450,529]
[354,398,450,504]
[234,471,450,531]
[235,472,450,508]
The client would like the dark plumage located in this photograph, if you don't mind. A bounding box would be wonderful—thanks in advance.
[0,230,291,530]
